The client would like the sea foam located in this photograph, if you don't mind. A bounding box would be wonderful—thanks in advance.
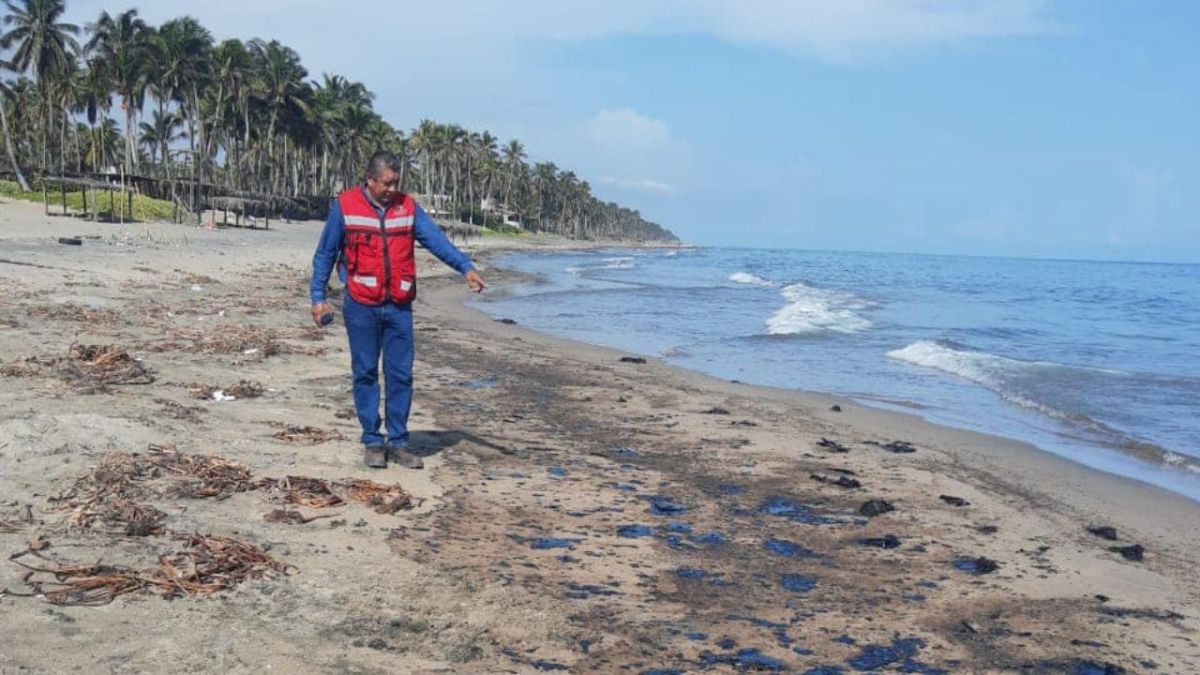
[729,272,775,287]
[766,282,874,335]
[886,340,1122,425]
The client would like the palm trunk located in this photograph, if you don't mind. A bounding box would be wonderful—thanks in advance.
[0,98,29,191]
[123,101,136,177]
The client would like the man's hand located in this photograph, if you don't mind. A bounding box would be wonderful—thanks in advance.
[311,301,331,327]
[465,269,486,293]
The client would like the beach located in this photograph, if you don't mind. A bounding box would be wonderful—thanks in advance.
[1,201,1197,673]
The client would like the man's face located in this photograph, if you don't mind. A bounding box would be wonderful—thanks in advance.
[366,168,400,205]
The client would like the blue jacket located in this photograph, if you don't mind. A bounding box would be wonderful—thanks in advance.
[310,190,474,303]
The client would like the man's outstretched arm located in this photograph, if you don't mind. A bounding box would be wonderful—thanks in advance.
[412,203,486,293]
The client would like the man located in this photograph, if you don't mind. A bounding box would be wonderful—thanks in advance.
[311,150,486,469]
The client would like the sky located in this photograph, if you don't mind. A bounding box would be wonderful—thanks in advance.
[63,0,1200,262]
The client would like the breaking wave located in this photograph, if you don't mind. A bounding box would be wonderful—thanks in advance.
[766,282,874,335]
[729,272,776,287]
[887,340,1200,472]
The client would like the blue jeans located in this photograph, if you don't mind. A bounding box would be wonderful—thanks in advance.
[342,293,414,447]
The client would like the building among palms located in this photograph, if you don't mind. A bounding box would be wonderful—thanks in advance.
[480,197,522,229]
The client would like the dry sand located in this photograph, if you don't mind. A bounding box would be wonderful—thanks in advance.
[1,198,1197,674]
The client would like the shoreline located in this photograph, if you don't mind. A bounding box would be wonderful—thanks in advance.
[434,260,1200,555]
[470,244,1200,505]
[2,203,1197,672]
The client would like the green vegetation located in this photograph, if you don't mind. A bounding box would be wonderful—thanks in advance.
[0,179,174,220]
[0,1,677,240]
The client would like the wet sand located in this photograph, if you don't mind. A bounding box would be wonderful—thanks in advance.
[1,199,1198,673]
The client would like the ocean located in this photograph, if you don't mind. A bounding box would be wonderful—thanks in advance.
[470,247,1200,500]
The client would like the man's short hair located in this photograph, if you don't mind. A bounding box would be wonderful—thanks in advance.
[366,150,403,179]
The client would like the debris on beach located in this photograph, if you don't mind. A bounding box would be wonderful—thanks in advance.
[644,495,688,516]
[868,440,918,454]
[142,325,325,359]
[271,425,346,445]
[62,498,166,537]
[698,647,785,670]
[154,397,207,421]
[261,476,345,508]
[0,516,30,534]
[341,479,416,515]
[953,557,1000,574]
[859,534,902,549]
[2,344,154,392]
[10,533,289,605]
[54,446,254,507]
[3,443,421,608]
[65,344,155,386]
[1110,544,1145,562]
[859,499,896,517]
[619,356,647,364]
[810,473,862,489]
[148,446,262,500]
[188,379,265,400]
[262,509,336,525]
[52,447,416,515]
[764,538,816,558]
[847,637,930,672]
[817,437,850,453]
[939,495,970,507]
[702,406,730,415]
[1087,525,1119,541]
[25,302,121,326]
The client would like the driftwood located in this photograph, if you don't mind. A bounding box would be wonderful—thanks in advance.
[10,533,290,605]
[342,479,416,515]
[2,344,154,392]
[5,446,416,606]
[260,476,345,508]
[271,425,345,445]
[187,380,265,401]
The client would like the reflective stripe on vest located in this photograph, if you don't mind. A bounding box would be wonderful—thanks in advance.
[343,214,380,228]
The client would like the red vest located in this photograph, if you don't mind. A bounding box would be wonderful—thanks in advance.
[338,187,417,305]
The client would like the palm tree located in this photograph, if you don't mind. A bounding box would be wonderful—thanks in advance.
[138,108,182,167]
[74,58,111,172]
[0,53,30,189]
[153,17,211,205]
[2,0,79,172]
[249,39,309,190]
[86,9,152,178]
[410,119,439,196]
[501,138,526,207]
[205,38,250,186]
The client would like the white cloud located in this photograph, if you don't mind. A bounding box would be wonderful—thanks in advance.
[580,109,687,199]
[584,108,674,153]
[595,175,677,196]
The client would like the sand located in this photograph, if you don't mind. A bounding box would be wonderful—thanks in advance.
[0,198,1197,674]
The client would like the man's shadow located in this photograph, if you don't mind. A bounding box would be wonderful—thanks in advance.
[407,430,511,458]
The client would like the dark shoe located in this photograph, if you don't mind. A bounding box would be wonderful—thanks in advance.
[364,445,387,469]
[388,446,424,469]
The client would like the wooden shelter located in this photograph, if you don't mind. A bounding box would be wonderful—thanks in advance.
[39,176,136,223]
